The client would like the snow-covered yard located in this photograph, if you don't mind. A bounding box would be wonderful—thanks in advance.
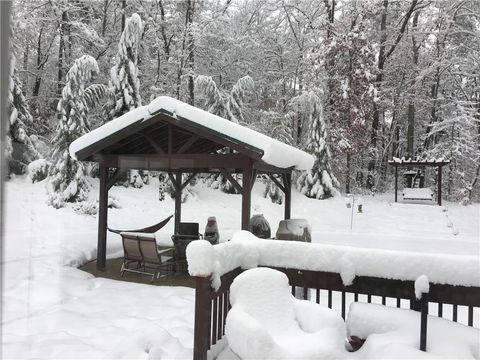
[2,176,479,359]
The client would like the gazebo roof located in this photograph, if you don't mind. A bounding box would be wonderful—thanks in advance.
[388,157,450,167]
[69,96,314,171]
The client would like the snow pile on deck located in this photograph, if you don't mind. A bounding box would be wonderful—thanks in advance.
[186,231,480,290]
[347,303,479,359]
[69,96,314,170]
[225,268,346,359]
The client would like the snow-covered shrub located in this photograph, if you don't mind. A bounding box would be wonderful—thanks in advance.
[263,178,283,204]
[130,169,144,188]
[73,201,98,216]
[27,159,50,183]
[108,196,121,209]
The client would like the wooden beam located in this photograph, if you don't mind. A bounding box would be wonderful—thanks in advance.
[253,161,293,174]
[220,168,243,194]
[97,166,109,271]
[267,174,286,193]
[178,135,199,154]
[241,162,253,230]
[181,172,198,191]
[167,171,178,191]
[283,172,292,220]
[142,134,166,154]
[93,153,250,171]
[174,171,182,234]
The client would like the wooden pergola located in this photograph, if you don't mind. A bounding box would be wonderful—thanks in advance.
[70,97,313,271]
[388,157,450,206]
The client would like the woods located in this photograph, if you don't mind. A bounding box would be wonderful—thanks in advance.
[6,0,480,204]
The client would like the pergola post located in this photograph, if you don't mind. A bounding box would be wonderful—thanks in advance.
[283,172,292,219]
[97,166,109,271]
[241,163,253,230]
[437,165,442,206]
[394,165,398,203]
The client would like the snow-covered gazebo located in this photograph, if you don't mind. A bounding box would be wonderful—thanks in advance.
[70,96,314,271]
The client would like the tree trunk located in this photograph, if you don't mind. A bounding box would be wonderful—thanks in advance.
[57,11,68,98]
[186,0,195,105]
[121,0,127,31]
[32,26,43,98]
[406,11,420,157]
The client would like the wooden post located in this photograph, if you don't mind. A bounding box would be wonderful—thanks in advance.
[420,293,428,351]
[283,172,292,220]
[174,171,182,234]
[97,166,109,271]
[241,163,252,230]
[193,276,212,360]
[394,165,398,202]
[437,165,442,206]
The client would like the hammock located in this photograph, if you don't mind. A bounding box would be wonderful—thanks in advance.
[107,214,174,235]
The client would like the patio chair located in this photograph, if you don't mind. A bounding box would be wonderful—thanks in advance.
[171,222,203,271]
[225,268,346,359]
[120,232,174,281]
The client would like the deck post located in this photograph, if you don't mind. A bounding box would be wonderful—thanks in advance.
[420,292,428,351]
[394,165,398,202]
[283,172,292,219]
[193,276,212,360]
[97,166,109,271]
[241,162,252,230]
[437,165,442,206]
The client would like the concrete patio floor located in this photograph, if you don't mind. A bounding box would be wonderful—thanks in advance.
[79,257,195,288]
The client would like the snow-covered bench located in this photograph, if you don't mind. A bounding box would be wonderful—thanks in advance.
[402,188,433,201]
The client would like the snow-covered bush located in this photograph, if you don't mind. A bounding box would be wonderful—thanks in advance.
[263,178,283,204]
[27,159,50,183]
[73,201,98,216]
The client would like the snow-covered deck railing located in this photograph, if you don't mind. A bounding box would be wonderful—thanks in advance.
[69,96,314,170]
[187,232,480,360]
[187,231,480,288]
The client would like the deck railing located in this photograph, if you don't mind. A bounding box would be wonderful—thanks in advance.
[192,266,480,360]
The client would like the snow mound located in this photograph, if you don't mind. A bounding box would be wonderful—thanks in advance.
[225,268,346,359]
[415,275,430,300]
[347,302,479,359]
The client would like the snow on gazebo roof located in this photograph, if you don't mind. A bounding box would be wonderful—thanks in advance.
[69,96,314,170]
[388,157,450,166]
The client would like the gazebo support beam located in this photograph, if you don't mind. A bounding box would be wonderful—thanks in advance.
[241,162,253,230]
[97,166,109,271]
[168,171,183,233]
[283,172,292,220]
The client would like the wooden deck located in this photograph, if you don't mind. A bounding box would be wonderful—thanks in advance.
[79,257,195,288]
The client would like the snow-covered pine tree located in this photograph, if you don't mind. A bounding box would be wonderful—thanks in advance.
[195,75,232,119]
[228,75,254,124]
[107,13,144,121]
[296,91,339,199]
[47,55,108,208]
[195,75,254,193]
[6,49,40,175]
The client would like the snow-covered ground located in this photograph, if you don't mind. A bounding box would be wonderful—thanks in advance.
[2,176,479,359]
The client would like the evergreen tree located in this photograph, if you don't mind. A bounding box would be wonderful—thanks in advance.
[47,55,107,208]
[228,75,254,124]
[6,50,40,175]
[196,74,254,193]
[195,75,232,119]
[296,91,339,199]
[107,13,144,121]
